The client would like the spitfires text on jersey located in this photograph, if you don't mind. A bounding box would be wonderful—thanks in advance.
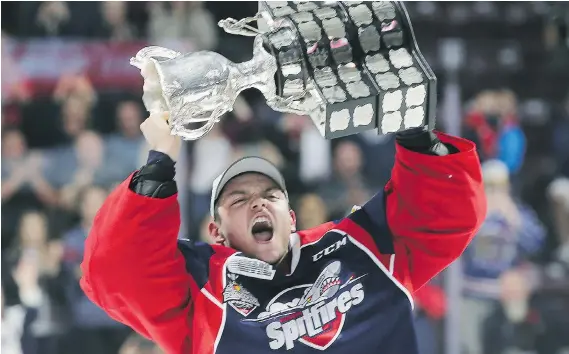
[241,261,367,351]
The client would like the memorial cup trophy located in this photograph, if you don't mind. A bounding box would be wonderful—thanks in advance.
[130,1,436,140]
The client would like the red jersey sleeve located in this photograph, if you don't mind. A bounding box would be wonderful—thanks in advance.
[80,174,194,354]
[386,132,487,292]
[344,132,486,296]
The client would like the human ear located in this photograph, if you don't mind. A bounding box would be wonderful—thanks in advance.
[289,209,297,233]
[208,221,226,246]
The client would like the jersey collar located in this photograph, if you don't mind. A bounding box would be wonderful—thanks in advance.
[287,232,301,275]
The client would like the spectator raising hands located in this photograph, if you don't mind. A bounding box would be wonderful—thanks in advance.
[6,211,69,354]
[2,130,58,248]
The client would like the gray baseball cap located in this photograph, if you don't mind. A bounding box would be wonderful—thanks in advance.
[210,157,288,217]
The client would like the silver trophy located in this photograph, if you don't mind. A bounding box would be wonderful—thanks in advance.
[130,1,437,140]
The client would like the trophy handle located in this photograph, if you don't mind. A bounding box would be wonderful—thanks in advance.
[129,46,181,69]
[218,14,264,37]
[170,105,225,141]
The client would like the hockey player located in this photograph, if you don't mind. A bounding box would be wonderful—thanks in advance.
[80,112,486,354]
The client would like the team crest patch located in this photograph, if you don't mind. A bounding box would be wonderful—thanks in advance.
[223,274,260,317]
[244,261,368,351]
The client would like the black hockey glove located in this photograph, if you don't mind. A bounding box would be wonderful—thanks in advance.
[395,127,459,156]
[129,151,177,198]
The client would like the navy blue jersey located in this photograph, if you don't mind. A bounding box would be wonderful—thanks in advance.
[200,214,416,354]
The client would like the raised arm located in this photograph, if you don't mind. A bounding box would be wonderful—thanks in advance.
[80,114,196,353]
[386,129,486,291]
[347,128,486,293]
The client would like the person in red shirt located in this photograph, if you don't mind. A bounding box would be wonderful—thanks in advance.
[80,112,486,354]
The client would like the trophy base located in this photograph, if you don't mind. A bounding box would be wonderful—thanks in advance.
[259,1,437,140]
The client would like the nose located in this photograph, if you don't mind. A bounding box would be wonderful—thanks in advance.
[251,196,268,211]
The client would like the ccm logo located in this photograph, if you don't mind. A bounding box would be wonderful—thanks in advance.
[312,236,348,262]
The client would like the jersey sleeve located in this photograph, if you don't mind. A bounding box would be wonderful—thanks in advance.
[80,175,199,354]
[351,132,486,293]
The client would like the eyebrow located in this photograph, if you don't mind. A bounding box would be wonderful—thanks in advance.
[224,187,281,200]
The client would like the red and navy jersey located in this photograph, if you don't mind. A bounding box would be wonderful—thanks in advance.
[80,132,486,354]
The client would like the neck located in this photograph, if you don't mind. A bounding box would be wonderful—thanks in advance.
[274,250,292,274]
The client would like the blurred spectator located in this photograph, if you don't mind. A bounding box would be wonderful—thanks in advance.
[18,77,96,150]
[551,93,569,177]
[317,140,372,219]
[106,100,146,181]
[147,1,218,50]
[187,124,233,228]
[31,2,71,37]
[2,130,59,249]
[2,130,32,203]
[10,2,104,38]
[482,269,549,354]
[5,211,69,354]
[413,283,446,354]
[62,186,130,354]
[52,131,116,210]
[95,1,137,41]
[295,193,328,230]
[544,4,569,72]
[1,32,31,122]
[534,177,569,354]
[53,75,97,108]
[359,132,396,190]
[232,140,286,170]
[547,177,569,262]
[460,159,546,354]
[464,90,527,176]
[2,285,26,354]
[189,124,232,195]
[119,333,162,354]
[298,120,332,185]
[58,95,93,142]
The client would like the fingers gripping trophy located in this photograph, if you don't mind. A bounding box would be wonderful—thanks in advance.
[131,1,437,141]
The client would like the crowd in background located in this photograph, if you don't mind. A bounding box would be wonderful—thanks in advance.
[2,2,569,354]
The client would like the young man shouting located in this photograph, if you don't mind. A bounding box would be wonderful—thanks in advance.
[80,112,486,354]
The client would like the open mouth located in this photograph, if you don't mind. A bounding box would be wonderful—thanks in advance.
[251,217,274,243]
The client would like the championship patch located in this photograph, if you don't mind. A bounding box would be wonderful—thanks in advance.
[223,274,261,317]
